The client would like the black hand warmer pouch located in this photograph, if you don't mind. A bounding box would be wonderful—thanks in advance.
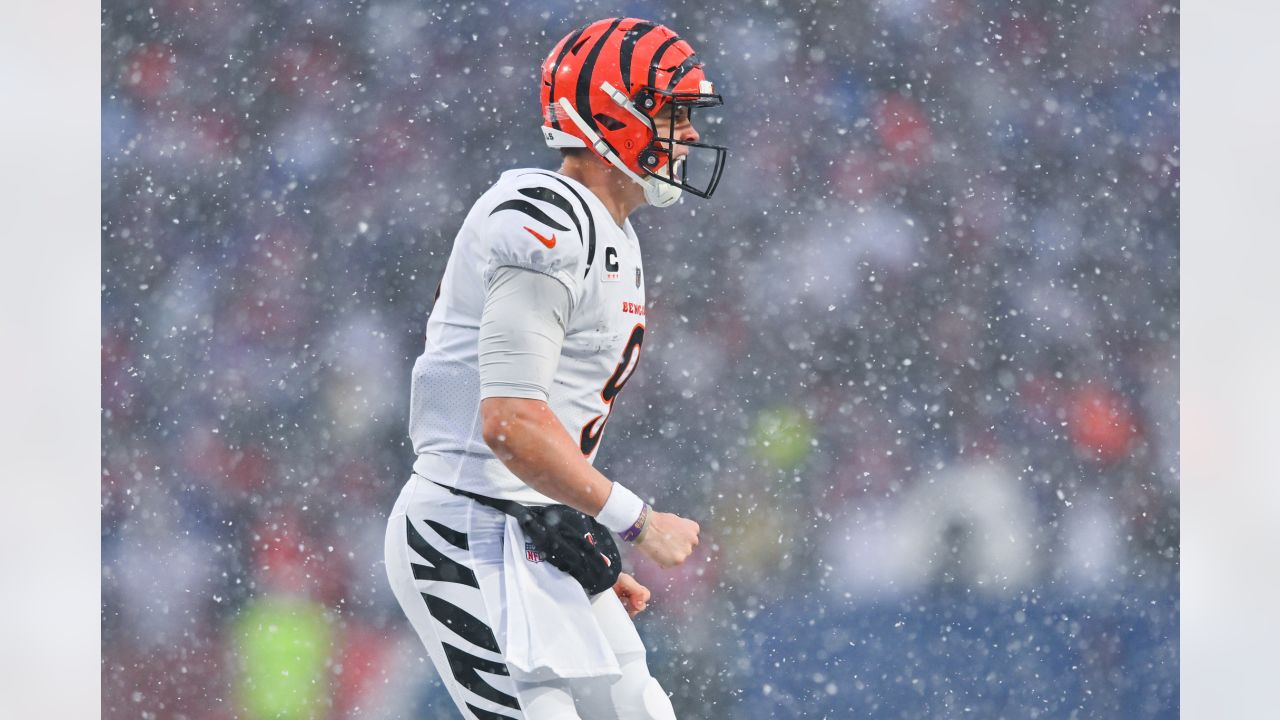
[434,481,622,596]
[518,504,622,596]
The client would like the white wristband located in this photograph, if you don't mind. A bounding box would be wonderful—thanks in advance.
[595,482,646,534]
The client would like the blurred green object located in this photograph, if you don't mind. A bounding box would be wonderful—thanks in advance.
[233,595,333,720]
[749,405,812,470]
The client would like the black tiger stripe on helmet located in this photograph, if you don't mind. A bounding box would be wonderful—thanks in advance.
[545,23,589,131]
[574,17,626,138]
[618,20,658,92]
[664,54,700,91]
[645,35,683,89]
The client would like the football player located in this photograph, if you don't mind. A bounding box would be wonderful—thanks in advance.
[384,18,726,719]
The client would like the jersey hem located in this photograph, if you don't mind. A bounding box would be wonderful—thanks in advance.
[411,456,559,507]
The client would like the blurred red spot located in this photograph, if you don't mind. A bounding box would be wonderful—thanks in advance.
[1069,387,1138,462]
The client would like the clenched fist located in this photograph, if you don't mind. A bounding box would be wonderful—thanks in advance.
[635,511,700,568]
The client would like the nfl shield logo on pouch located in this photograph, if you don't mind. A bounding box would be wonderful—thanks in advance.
[525,541,545,563]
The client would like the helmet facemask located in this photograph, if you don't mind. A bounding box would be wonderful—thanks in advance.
[633,87,727,200]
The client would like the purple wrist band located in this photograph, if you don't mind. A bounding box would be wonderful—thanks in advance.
[619,503,651,542]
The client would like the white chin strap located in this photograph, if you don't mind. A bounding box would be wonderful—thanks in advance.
[550,90,683,208]
[638,159,683,208]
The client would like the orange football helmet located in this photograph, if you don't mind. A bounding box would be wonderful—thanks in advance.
[540,18,727,207]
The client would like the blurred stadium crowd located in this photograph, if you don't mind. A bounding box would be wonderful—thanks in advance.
[102,0,1178,717]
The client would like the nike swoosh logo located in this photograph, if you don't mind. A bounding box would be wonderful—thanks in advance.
[524,226,556,248]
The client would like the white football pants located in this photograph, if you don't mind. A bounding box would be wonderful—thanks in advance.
[384,475,677,719]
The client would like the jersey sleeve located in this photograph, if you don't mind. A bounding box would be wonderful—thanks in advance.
[477,266,571,402]
[482,177,590,304]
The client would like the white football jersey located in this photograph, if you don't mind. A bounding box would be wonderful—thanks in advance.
[409,168,647,505]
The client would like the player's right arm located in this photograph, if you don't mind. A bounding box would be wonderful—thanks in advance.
[475,264,698,568]
[480,394,699,568]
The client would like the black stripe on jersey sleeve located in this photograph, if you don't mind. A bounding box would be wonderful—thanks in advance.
[528,171,597,277]
[517,186,582,246]
[489,199,570,232]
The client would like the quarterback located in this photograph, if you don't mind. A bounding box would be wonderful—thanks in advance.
[383,18,727,720]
